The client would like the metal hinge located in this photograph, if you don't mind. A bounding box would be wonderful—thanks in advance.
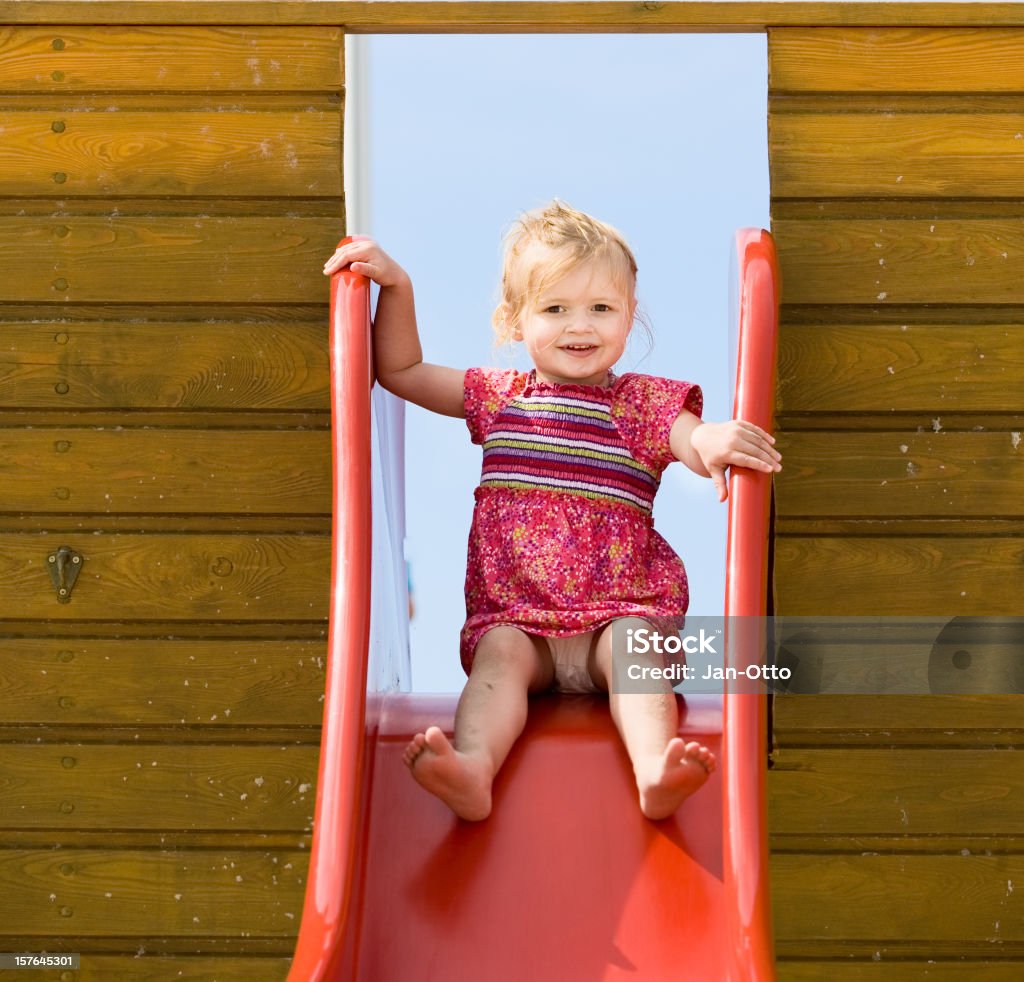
[47,546,82,603]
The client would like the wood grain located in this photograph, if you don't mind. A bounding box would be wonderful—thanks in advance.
[0,215,342,304]
[772,112,1024,198]
[769,748,1024,834]
[0,320,329,410]
[771,27,1024,92]
[6,3,1024,32]
[778,323,1024,413]
[777,961,1024,981]
[0,847,308,936]
[0,956,293,982]
[774,219,1024,306]
[774,537,1024,615]
[0,639,325,725]
[0,108,341,198]
[774,431,1024,518]
[0,533,330,621]
[773,694,1024,745]
[0,25,342,90]
[772,853,1024,941]
[0,745,318,831]
[0,429,331,514]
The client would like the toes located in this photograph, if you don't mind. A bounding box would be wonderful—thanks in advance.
[665,737,687,760]
[423,726,450,755]
[402,732,428,768]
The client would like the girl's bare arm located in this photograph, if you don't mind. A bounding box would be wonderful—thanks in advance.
[323,239,465,418]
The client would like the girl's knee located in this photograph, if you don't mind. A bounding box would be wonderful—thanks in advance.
[472,627,553,688]
[591,617,660,688]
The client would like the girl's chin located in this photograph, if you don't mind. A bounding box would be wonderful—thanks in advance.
[536,367,612,387]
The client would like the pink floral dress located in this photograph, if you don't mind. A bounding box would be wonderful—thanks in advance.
[460,367,703,674]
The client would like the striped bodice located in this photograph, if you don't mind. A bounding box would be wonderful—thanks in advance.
[479,387,660,514]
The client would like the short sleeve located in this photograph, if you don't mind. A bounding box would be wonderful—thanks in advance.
[612,373,703,471]
[463,367,528,445]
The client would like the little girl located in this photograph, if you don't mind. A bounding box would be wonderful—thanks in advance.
[322,202,781,822]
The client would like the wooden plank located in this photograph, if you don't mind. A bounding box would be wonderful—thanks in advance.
[6,3,1024,32]
[771,834,1024,854]
[0,25,342,91]
[773,200,1024,222]
[0,745,318,831]
[769,748,1024,834]
[0,533,330,621]
[0,320,329,410]
[770,27,1024,92]
[0,516,328,536]
[777,519,1024,537]
[0,956,294,982]
[775,431,1024,518]
[777,962,1024,981]
[774,537,1024,615]
[0,847,307,936]
[769,635,1024,698]
[778,324,1023,414]
[0,429,331,514]
[774,219,1024,306]
[0,109,340,197]
[773,694,1024,744]
[0,639,325,726]
[772,112,1024,198]
[0,198,339,219]
[772,853,1024,942]
[0,216,341,304]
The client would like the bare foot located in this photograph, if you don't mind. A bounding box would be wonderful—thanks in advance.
[635,737,716,820]
[402,726,494,821]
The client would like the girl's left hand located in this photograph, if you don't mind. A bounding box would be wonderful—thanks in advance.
[690,420,782,502]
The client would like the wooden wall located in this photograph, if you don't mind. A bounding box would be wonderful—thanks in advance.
[767,28,1024,979]
[0,25,343,979]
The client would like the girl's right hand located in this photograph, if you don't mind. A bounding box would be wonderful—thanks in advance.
[322,238,409,289]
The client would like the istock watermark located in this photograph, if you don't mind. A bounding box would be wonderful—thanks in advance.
[611,617,1024,695]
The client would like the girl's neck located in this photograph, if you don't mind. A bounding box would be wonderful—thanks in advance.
[532,368,614,389]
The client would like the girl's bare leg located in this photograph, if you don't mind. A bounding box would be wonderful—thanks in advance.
[403,627,553,821]
[589,618,717,820]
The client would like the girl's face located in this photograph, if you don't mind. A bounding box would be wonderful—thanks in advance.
[514,252,635,388]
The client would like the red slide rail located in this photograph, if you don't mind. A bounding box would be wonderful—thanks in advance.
[289,237,373,981]
[722,228,780,979]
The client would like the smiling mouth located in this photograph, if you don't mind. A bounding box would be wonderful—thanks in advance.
[562,344,597,352]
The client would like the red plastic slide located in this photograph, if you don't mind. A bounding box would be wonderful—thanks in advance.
[289,230,779,981]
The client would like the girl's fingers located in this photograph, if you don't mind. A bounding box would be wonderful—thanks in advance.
[738,430,782,463]
[322,241,379,272]
[709,465,728,502]
[728,446,780,471]
[738,419,775,442]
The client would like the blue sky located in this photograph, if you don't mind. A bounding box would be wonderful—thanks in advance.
[360,34,769,691]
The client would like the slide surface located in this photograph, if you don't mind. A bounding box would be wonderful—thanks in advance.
[289,230,779,981]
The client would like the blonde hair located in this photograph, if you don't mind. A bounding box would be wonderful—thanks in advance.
[492,200,642,345]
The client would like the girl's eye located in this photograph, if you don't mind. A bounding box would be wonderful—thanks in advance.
[543,305,564,314]
[593,304,612,312]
